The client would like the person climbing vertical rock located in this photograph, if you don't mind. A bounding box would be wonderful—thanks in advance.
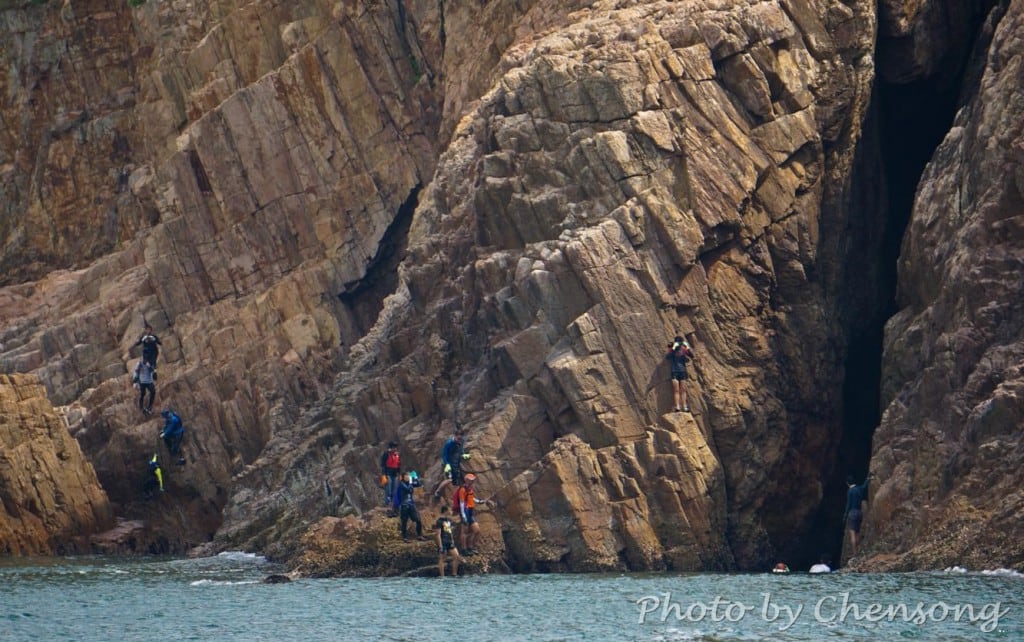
[136,322,162,370]
[160,409,186,465]
[665,334,695,412]
[132,358,156,416]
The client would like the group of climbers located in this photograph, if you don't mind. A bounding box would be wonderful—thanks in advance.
[377,428,493,576]
[130,321,189,498]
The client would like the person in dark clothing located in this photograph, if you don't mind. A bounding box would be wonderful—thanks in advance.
[380,442,401,507]
[393,471,424,539]
[160,410,186,465]
[432,432,471,501]
[666,335,695,412]
[844,473,872,556]
[143,453,164,498]
[132,358,156,415]
[136,323,162,369]
[435,504,460,577]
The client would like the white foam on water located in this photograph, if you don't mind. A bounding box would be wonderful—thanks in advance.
[189,578,261,587]
[214,551,266,564]
[980,568,1024,578]
[943,566,968,574]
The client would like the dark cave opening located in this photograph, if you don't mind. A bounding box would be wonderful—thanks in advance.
[802,4,1001,570]
[336,186,420,340]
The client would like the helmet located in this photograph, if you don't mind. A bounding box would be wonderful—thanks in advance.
[161,410,171,419]
[464,473,477,482]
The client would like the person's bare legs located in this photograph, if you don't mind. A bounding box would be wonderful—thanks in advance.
[671,379,688,411]
[467,523,481,551]
[450,549,460,576]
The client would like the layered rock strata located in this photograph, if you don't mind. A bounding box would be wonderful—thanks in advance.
[0,0,903,571]
[0,373,114,554]
[857,0,1024,570]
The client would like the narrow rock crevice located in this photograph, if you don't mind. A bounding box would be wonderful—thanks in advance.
[805,2,1000,569]
[337,186,420,339]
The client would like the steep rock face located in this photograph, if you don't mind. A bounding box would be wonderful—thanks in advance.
[1,0,441,549]
[217,0,879,572]
[858,0,1024,571]
[0,374,114,554]
[0,0,884,570]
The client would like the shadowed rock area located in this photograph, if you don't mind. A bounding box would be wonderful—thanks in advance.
[0,0,1019,573]
[854,0,1024,571]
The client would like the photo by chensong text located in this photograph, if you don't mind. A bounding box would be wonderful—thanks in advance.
[635,591,1009,632]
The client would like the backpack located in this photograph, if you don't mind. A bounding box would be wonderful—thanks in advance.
[385,451,400,469]
[451,486,463,515]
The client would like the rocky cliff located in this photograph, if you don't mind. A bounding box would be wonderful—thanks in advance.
[0,373,113,554]
[0,0,1017,572]
[855,0,1024,571]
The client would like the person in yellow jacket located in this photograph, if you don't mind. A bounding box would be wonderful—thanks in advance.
[143,453,163,498]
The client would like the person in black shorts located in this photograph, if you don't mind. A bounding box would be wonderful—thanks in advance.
[434,505,460,577]
[665,335,695,412]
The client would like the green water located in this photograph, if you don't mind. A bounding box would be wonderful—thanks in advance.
[1,554,1021,641]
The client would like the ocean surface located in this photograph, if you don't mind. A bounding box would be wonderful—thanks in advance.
[1,553,1021,641]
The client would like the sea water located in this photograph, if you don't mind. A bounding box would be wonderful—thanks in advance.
[1,554,1021,641]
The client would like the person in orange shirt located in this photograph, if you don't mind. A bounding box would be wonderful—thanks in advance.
[453,474,492,555]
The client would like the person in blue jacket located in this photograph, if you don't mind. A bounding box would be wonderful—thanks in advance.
[393,471,424,539]
[160,410,186,465]
[432,431,471,501]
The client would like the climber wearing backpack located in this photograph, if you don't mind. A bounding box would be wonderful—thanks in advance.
[380,442,401,508]
[432,431,471,502]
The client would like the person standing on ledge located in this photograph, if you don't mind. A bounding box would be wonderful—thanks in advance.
[380,441,401,509]
[844,473,873,557]
[665,335,695,412]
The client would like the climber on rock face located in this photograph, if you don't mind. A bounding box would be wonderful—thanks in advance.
[844,473,872,557]
[380,441,401,508]
[136,322,162,370]
[432,431,470,502]
[665,334,695,413]
[160,409,186,465]
[132,358,156,416]
[393,471,424,540]
[454,473,491,555]
[143,453,163,498]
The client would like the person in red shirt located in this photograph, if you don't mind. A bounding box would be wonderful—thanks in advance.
[380,442,401,508]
